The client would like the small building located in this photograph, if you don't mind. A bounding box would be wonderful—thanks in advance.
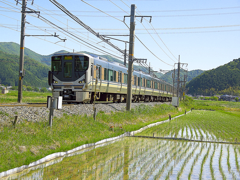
[2,88,9,94]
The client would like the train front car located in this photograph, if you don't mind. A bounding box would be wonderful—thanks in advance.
[50,53,93,103]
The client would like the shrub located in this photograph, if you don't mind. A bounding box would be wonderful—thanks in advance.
[40,87,47,92]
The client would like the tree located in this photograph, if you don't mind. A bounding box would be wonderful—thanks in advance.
[40,87,47,93]
[26,86,33,91]
[33,87,39,92]
[235,97,239,102]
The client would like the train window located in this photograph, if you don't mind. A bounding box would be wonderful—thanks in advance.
[154,82,158,89]
[124,74,128,84]
[134,76,137,85]
[96,66,100,79]
[118,71,122,83]
[75,56,89,72]
[52,56,62,72]
[146,80,151,88]
[64,62,72,78]
[108,69,113,81]
[104,68,108,80]
[113,71,116,82]
[138,77,142,87]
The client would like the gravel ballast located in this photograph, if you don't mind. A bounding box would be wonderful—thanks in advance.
[0,102,170,125]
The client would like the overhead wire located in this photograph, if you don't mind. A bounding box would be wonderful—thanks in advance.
[31,3,123,57]
[123,21,172,67]
[81,0,123,22]
[133,4,177,61]
[119,0,173,66]
[2,0,124,59]
[14,1,124,60]
[108,0,151,72]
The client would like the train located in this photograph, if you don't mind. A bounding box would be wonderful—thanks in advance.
[48,52,174,103]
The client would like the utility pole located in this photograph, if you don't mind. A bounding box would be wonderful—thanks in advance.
[18,0,26,103]
[124,42,127,66]
[173,55,188,101]
[126,4,136,111]
[177,55,180,99]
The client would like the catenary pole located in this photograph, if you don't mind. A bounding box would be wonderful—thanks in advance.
[126,4,136,111]
[177,55,180,98]
[18,0,26,103]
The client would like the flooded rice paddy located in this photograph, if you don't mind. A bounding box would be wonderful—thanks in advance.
[4,110,240,179]
[5,137,240,180]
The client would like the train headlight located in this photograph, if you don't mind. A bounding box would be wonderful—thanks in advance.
[54,81,58,84]
[79,80,85,84]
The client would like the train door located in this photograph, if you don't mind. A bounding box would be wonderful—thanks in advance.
[134,76,137,93]
[117,71,122,92]
[96,65,101,91]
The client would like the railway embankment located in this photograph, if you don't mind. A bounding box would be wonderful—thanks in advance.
[0,102,170,125]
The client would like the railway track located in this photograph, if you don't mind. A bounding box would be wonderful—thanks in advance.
[0,101,170,108]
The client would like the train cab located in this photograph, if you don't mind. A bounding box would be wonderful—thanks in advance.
[50,53,93,103]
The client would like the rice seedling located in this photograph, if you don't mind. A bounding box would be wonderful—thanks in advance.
[210,144,216,180]
[153,142,187,179]
[188,143,205,179]
[219,145,227,180]
[199,144,211,179]
[234,147,240,173]
[177,143,200,180]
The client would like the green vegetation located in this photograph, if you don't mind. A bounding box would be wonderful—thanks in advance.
[1,95,240,176]
[137,110,240,142]
[0,90,51,103]
[0,103,183,172]
[0,42,62,66]
[0,50,50,87]
[186,57,240,95]
[160,69,204,84]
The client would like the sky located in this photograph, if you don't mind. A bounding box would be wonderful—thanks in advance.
[0,0,239,72]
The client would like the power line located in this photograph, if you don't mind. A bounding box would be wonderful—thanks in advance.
[31,3,123,57]
[124,22,172,67]
[50,0,125,55]
[4,11,239,17]
[13,5,240,13]
[120,0,176,65]
[14,1,124,60]
[80,0,123,22]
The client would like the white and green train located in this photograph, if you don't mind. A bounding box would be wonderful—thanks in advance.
[48,52,173,103]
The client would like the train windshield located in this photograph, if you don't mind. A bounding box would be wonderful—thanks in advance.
[64,62,72,78]
[52,56,62,72]
[75,56,89,72]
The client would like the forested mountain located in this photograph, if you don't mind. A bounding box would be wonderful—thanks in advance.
[159,69,204,84]
[186,58,240,95]
[0,50,50,87]
[0,42,68,66]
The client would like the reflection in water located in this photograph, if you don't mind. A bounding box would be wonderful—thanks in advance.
[5,138,240,180]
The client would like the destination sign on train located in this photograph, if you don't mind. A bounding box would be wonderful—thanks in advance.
[64,56,73,60]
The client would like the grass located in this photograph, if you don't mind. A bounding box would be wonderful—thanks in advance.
[137,110,240,143]
[0,90,51,104]
[0,103,182,173]
[1,94,240,176]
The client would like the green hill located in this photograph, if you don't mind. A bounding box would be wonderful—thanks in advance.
[186,58,240,95]
[0,42,68,66]
[0,50,50,87]
[159,69,204,84]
